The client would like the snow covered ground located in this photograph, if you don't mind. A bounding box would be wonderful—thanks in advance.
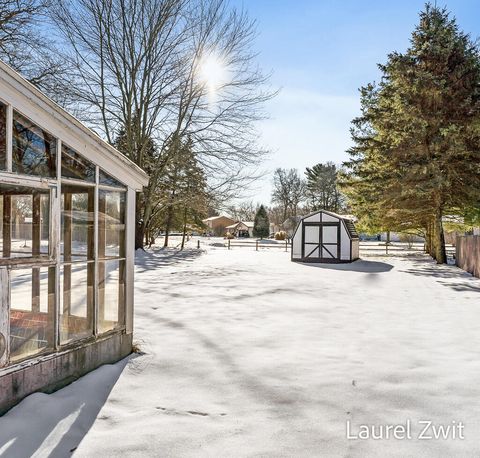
[1,242,480,457]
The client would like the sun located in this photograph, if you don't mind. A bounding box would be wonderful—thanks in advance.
[198,52,228,93]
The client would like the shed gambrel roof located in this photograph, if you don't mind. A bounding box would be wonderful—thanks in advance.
[343,218,358,239]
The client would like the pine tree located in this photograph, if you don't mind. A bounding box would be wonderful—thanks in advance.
[305,162,343,212]
[152,138,209,247]
[253,205,270,238]
[342,4,480,263]
[113,119,157,249]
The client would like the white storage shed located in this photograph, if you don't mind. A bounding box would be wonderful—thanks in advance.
[291,210,359,263]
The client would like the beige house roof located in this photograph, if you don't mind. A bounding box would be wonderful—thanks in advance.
[225,221,254,230]
[203,215,233,222]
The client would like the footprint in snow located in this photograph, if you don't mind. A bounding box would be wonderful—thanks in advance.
[156,407,227,417]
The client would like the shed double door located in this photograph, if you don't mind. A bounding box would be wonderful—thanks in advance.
[302,223,340,261]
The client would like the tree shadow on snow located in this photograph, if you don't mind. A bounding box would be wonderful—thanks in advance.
[301,259,394,273]
[156,317,341,420]
[0,353,138,458]
[135,248,204,273]
[399,257,480,293]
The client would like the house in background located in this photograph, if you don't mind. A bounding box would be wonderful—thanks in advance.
[225,221,254,238]
[0,60,148,414]
[202,215,235,236]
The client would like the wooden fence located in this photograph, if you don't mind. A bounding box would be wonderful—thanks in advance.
[359,242,455,257]
[226,239,290,251]
[456,235,480,278]
[196,238,459,260]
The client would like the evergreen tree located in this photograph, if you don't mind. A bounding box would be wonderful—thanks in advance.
[305,162,344,212]
[151,138,209,247]
[342,4,480,263]
[253,205,270,238]
[114,119,158,249]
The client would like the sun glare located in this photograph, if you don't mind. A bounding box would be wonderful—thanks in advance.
[198,53,228,97]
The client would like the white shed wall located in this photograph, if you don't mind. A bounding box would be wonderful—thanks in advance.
[303,213,320,223]
[352,239,360,260]
[322,213,339,223]
[292,227,302,259]
[340,223,351,260]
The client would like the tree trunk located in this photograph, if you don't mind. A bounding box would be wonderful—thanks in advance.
[432,210,446,264]
[135,220,145,251]
[135,192,146,251]
[427,221,434,256]
[145,227,150,247]
[424,224,431,255]
[180,206,188,250]
[164,205,174,248]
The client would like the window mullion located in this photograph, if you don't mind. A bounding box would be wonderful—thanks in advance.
[6,104,12,172]
[93,165,99,337]
[53,139,61,350]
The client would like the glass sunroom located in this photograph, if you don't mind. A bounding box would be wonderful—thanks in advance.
[0,61,148,413]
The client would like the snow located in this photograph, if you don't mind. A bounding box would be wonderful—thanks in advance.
[1,242,480,457]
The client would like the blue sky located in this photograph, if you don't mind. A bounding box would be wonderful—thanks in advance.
[230,0,480,204]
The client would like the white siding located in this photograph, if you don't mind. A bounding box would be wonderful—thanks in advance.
[340,223,351,260]
[303,213,320,223]
[322,213,339,223]
[125,188,136,334]
[292,228,302,259]
[351,239,360,260]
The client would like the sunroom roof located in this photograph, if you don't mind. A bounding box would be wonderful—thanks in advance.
[0,59,149,190]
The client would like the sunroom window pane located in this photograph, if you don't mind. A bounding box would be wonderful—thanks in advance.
[0,102,6,170]
[12,111,57,178]
[60,262,94,343]
[10,266,55,361]
[61,185,95,262]
[1,184,49,259]
[98,259,125,333]
[61,144,95,182]
[98,190,125,259]
[99,169,125,188]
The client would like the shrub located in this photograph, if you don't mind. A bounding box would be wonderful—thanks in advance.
[275,231,286,240]
[399,232,416,248]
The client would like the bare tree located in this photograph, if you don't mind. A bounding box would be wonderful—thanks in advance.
[267,205,285,230]
[271,168,305,222]
[49,0,274,249]
[0,0,71,99]
[227,200,257,221]
[0,0,44,48]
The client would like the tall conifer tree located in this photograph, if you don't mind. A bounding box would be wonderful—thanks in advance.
[253,205,270,239]
[342,4,480,263]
